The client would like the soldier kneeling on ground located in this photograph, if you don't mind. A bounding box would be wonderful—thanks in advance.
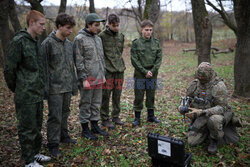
[178,62,242,154]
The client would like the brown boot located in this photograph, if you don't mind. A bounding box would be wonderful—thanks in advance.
[102,120,115,129]
[112,117,124,125]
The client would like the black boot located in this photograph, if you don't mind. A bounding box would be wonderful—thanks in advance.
[147,109,161,123]
[208,138,218,154]
[81,123,97,140]
[91,121,109,136]
[132,111,141,127]
[48,143,62,158]
[60,130,76,144]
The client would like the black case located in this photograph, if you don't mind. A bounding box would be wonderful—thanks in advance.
[148,132,192,167]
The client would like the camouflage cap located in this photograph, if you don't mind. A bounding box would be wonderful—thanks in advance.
[195,62,214,83]
[85,13,105,23]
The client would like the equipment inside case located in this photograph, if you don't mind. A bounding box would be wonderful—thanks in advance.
[148,132,192,167]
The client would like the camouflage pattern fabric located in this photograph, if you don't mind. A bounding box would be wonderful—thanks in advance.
[79,85,102,123]
[99,27,125,121]
[131,37,162,75]
[74,29,105,123]
[41,30,78,96]
[99,27,126,73]
[100,71,124,121]
[4,29,45,164]
[16,102,43,163]
[47,92,71,145]
[185,62,239,146]
[130,37,162,112]
[4,29,45,104]
[73,29,105,86]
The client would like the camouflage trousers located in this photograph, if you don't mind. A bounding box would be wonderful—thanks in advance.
[79,85,102,123]
[47,92,71,146]
[101,71,124,121]
[133,70,158,111]
[188,115,224,146]
[15,101,43,164]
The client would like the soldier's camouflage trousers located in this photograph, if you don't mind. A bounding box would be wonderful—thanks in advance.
[188,115,224,146]
[133,70,158,111]
[79,85,102,123]
[47,92,71,146]
[101,71,124,121]
[15,101,43,164]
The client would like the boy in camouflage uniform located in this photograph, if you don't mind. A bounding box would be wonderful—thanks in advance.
[4,10,51,167]
[130,20,162,127]
[73,13,108,140]
[41,13,77,157]
[179,62,241,154]
[99,14,126,129]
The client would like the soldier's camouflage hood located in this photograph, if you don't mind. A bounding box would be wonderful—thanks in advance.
[16,29,38,42]
[48,30,63,42]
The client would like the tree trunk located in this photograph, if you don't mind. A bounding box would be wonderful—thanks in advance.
[143,0,160,23]
[89,0,95,13]
[0,0,12,67]
[58,0,67,14]
[26,0,44,14]
[233,0,250,97]
[191,0,212,65]
[9,0,21,32]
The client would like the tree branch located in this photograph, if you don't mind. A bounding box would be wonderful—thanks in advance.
[206,0,237,34]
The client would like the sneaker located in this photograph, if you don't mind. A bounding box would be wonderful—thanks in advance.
[102,120,115,129]
[112,117,124,125]
[25,160,43,167]
[34,154,51,162]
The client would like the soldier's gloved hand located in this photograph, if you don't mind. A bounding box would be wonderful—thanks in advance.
[186,108,204,119]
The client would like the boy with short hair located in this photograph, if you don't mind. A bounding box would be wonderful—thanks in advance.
[4,10,51,167]
[130,20,162,127]
[41,13,77,157]
[73,13,108,140]
[99,13,126,129]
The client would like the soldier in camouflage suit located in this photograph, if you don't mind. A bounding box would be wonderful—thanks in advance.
[41,13,77,157]
[4,10,51,167]
[99,14,126,129]
[130,20,162,127]
[179,62,241,154]
[73,13,108,140]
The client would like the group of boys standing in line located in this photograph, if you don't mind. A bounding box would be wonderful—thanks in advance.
[4,9,242,167]
[4,10,162,167]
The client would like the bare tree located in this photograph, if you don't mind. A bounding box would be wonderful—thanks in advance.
[25,0,44,14]
[0,0,11,67]
[191,0,212,65]
[144,0,160,23]
[206,0,237,34]
[89,0,95,13]
[9,0,22,32]
[233,0,250,97]
[0,0,22,67]
[58,0,67,14]
[206,0,250,97]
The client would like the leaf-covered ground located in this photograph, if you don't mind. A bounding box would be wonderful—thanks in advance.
[0,40,249,167]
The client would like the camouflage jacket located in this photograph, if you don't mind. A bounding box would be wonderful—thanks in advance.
[73,29,105,86]
[41,30,77,95]
[4,29,45,104]
[99,27,126,73]
[130,37,162,75]
[186,72,232,120]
